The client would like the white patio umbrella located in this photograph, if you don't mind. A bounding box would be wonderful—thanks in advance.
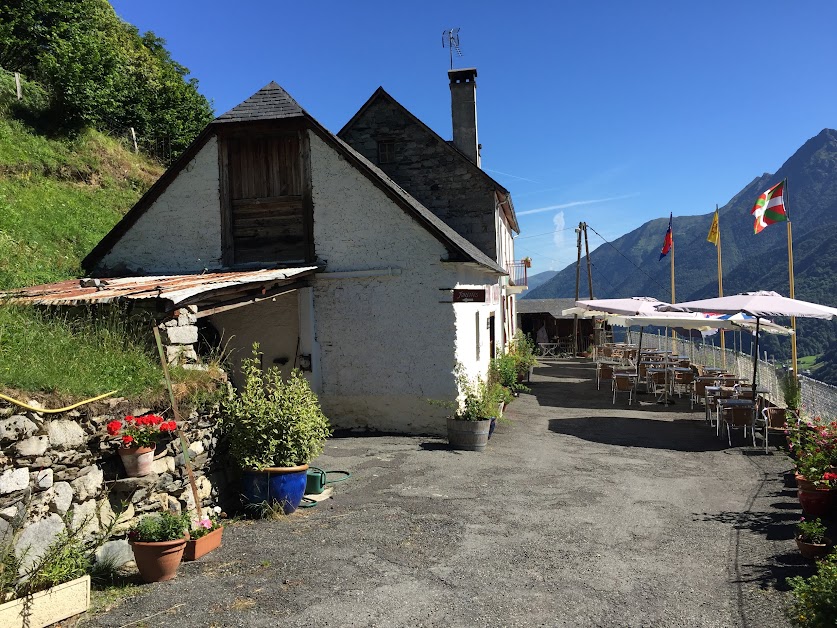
[658,290,837,399]
[574,296,669,316]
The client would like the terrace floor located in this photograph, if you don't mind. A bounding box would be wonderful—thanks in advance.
[84,358,809,627]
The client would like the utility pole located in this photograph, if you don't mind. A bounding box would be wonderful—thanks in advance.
[573,223,583,356]
[582,222,593,299]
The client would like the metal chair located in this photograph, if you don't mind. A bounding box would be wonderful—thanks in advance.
[757,407,790,453]
[723,404,756,447]
[612,374,636,405]
[672,370,694,399]
[596,362,614,391]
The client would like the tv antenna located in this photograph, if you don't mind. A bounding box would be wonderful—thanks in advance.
[442,28,462,69]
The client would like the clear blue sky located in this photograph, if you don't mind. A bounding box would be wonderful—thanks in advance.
[111,0,837,276]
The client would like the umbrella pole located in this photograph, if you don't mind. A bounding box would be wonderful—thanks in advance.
[659,326,674,405]
[751,317,761,442]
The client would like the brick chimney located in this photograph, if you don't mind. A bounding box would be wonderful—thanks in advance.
[448,67,480,167]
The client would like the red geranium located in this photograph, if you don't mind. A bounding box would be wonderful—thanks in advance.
[107,414,174,449]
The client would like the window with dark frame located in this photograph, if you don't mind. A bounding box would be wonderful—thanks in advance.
[377,140,395,164]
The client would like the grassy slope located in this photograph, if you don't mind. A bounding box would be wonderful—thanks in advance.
[0,95,225,404]
[0,114,162,289]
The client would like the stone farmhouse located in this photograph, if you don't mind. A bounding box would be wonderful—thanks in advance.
[17,72,525,434]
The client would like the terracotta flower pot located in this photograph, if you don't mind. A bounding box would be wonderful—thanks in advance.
[796,535,833,561]
[130,538,186,582]
[795,473,817,492]
[798,488,833,517]
[183,526,224,561]
[119,445,155,477]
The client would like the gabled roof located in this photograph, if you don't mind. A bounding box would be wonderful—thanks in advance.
[83,83,505,276]
[338,86,520,233]
[214,81,305,122]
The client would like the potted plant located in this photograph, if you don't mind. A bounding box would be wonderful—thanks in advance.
[183,507,224,561]
[787,553,837,625]
[509,330,538,382]
[128,511,189,583]
[795,517,833,561]
[107,414,177,477]
[221,344,331,515]
[780,370,802,417]
[445,365,504,452]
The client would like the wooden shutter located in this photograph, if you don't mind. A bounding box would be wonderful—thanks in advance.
[225,133,308,264]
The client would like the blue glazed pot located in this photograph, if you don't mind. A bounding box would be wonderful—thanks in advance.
[241,465,309,514]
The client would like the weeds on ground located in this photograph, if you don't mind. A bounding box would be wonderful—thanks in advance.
[0,304,226,406]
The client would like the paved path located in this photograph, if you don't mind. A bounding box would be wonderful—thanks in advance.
[84,358,809,627]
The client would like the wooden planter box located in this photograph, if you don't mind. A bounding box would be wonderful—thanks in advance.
[0,575,90,628]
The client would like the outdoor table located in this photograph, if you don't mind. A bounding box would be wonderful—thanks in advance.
[703,367,726,375]
[538,343,559,357]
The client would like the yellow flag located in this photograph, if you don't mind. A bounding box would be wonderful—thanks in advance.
[707,210,720,246]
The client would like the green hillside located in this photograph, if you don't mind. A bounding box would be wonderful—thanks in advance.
[0,72,163,290]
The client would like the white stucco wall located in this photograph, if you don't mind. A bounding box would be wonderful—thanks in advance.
[309,132,500,434]
[97,136,223,274]
[208,291,300,385]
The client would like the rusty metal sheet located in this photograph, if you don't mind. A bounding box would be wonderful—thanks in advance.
[1,267,319,308]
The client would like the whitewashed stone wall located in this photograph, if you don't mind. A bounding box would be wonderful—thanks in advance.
[209,291,300,385]
[96,136,223,275]
[309,132,501,434]
[0,400,230,568]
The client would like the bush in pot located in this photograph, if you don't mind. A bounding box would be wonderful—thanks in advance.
[221,344,331,514]
[128,511,189,583]
[445,365,506,451]
[795,517,833,561]
[509,330,538,380]
[787,552,837,626]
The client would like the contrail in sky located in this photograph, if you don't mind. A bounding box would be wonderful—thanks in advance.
[517,194,637,216]
[482,168,540,183]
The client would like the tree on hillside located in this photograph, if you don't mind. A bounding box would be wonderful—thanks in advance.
[0,0,213,161]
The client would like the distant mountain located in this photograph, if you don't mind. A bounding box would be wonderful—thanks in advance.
[525,270,558,292]
[525,128,837,379]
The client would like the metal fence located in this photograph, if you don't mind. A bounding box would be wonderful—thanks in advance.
[799,376,837,420]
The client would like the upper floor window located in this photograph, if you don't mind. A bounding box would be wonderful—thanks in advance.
[377,140,395,164]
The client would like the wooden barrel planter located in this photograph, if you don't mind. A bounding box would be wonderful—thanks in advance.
[446,418,490,452]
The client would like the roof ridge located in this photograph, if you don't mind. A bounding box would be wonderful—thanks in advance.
[214,81,305,123]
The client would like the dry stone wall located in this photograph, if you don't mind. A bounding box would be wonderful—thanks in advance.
[0,398,233,568]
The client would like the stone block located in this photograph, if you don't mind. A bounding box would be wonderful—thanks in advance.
[51,482,73,515]
[95,540,134,568]
[46,419,88,449]
[197,475,213,500]
[16,513,65,572]
[16,435,50,457]
[151,456,175,475]
[29,488,53,520]
[0,415,37,444]
[0,503,23,522]
[71,499,99,536]
[165,344,198,364]
[99,499,134,532]
[162,325,198,345]
[188,441,205,456]
[0,468,30,495]
[70,466,103,501]
[32,468,54,491]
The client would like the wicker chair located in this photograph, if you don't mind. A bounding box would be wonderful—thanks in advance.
[672,370,694,399]
[596,362,615,391]
[757,407,791,452]
[612,374,636,405]
[723,404,756,447]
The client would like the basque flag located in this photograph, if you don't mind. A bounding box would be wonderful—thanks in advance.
[659,213,673,260]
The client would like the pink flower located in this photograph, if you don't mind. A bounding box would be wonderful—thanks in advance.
[198,518,212,529]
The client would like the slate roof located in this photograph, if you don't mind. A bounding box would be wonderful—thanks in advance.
[214,81,305,123]
[338,87,520,233]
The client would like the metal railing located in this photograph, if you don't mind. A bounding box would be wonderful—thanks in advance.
[507,261,528,287]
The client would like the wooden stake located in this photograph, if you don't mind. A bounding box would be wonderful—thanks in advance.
[14,72,22,100]
[130,127,139,153]
[716,206,726,368]
[153,326,202,521]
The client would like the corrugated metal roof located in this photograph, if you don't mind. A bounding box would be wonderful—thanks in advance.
[3,267,318,309]
[516,298,578,317]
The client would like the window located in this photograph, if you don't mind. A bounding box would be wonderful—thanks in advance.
[377,140,395,164]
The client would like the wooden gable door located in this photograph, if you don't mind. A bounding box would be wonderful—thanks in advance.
[220,130,312,265]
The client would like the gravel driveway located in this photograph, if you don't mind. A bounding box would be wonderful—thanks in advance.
[83,358,809,627]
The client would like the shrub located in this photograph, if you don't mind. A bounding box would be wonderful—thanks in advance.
[454,364,504,421]
[489,353,529,393]
[128,511,189,543]
[221,344,331,469]
[509,330,538,373]
[797,518,828,544]
[787,553,837,627]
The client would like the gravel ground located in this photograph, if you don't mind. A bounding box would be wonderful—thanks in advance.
[82,358,809,628]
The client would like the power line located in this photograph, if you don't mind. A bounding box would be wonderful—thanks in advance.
[585,224,670,299]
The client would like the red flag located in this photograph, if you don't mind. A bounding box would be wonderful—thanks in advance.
[659,213,673,260]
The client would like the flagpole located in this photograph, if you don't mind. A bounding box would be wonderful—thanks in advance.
[786,178,798,378]
[670,217,676,352]
[716,205,726,369]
